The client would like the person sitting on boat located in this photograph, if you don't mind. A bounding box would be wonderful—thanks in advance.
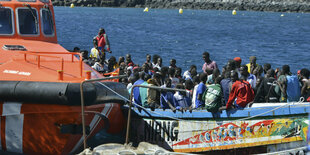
[159,66,169,85]
[202,77,223,113]
[240,65,257,89]
[107,56,119,72]
[141,63,152,76]
[206,68,220,85]
[125,54,134,66]
[234,57,242,70]
[202,51,218,74]
[151,54,159,68]
[91,59,108,73]
[118,56,125,67]
[90,39,101,62]
[168,67,179,88]
[183,65,197,81]
[169,59,177,69]
[160,78,175,111]
[154,57,163,71]
[246,56,259,74]
[191,76,200,109]
[300,68,310,102]
[175,67,183,80]
[220,70,254,110]
[254,69,279,103]
[145,54,153,69]
[132,72,147,107]
[81,50,93,66]
[95,28,111,61]
[73,46,80,53]
[173,84,191,111]
[220,71,232,106]
[195,73,208,109]
[253,65,264,91]
[147,74,161,111]
[263,63,272,76]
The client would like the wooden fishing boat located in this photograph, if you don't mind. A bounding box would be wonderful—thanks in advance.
[0,0,128,154]
[129,102,309,154]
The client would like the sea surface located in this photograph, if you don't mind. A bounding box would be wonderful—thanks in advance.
[54,7,310,73]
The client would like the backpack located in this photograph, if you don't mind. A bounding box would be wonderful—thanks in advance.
[202,84,222,112]
[286,75,301,102]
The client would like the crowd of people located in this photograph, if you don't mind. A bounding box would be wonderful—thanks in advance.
[75,28,310,113]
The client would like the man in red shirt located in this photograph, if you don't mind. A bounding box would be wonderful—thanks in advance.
[96,28,111,61]
[220,71,254,110]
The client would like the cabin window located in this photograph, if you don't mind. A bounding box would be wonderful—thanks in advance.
[41,9,54,36]
[17,8,39,35]
[0,8,13,35]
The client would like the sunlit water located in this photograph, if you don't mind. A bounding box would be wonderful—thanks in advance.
[55,7,310,73]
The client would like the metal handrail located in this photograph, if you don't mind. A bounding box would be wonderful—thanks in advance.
[21,51,83,77]
[125,85,187,145]
[79,75,127,150]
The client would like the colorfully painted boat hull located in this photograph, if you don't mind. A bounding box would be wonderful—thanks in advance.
[129,103,309,153]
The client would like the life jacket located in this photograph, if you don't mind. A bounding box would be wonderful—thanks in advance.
[286,75,301,102]
[96,34,106,48]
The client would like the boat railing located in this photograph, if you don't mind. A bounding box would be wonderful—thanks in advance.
[125,85,187,145]
[21,51,83,78]
[79,75,127,150]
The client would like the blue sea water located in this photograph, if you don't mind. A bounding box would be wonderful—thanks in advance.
[54,7,310,73]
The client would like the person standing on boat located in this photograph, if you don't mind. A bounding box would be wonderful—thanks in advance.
[95,28,111,61]
[202,52,218,74]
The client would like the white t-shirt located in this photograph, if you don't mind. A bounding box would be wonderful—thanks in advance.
[191,84,199,108]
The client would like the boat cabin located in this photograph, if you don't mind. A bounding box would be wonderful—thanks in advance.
[0,0,57,43]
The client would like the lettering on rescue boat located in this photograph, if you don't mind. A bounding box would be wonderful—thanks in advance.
[3,70,31,76]
[142,120,179,142]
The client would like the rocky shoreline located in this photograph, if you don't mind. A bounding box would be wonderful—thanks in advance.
[51,0,310,13]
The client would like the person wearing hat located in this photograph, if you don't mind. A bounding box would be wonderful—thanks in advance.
[246,56,259,74]
[233,57,242,69]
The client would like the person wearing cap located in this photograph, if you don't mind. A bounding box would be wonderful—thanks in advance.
[233,57,242,69]
[246,56,259,74]
[95,28,111,61]
[202,52,218,74]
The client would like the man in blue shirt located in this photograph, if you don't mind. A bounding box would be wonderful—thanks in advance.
[195,73,208,108]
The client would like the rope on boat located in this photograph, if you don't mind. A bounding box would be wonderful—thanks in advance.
[236,97,304,121]
[98,82,307,122]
